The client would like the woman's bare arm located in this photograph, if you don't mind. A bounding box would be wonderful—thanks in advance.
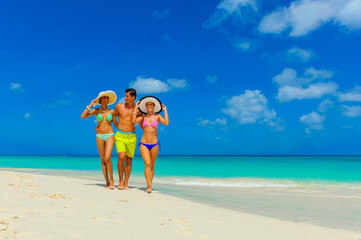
[81,98,98,118]
[158,104,169,125]
[132,101,144,124]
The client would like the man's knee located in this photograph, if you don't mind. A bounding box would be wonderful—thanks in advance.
[118,153,126,162]
[125,157,132,166]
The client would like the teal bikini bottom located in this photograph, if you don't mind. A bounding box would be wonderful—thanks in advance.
[96,133,114,142]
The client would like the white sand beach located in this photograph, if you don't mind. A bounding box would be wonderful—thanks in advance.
[1,169,360,240]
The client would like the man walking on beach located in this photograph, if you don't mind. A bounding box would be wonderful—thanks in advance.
[113,88,140,190]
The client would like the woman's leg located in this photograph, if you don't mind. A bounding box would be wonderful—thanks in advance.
[139,144,152,192]
[104,135,115,189]
[96,137,109,187]
[149,145,159,185]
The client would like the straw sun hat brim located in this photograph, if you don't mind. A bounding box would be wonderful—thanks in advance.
[96,90,117,105]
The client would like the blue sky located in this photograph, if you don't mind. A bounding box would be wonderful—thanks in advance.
[1,0,361,155]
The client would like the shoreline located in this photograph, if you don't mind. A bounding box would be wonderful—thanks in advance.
[2,167,361,232]
[1,169,361,239]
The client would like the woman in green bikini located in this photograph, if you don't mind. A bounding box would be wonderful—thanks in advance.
[81,91,118,189]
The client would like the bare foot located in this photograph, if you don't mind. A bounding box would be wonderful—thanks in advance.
[108,179,115,190]
[124,185,130,190]
[146,188,152,193]
[106,185,115,190]
[118,180,124,190]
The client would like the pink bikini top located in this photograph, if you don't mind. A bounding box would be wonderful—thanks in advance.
[143,117,158,128]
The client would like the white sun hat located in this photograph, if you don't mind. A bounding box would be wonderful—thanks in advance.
[138,96,163,114]
[96,90,117,105]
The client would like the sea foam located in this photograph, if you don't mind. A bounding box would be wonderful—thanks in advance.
[155,177,296,188]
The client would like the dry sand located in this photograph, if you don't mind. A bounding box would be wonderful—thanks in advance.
[0,170,360,240]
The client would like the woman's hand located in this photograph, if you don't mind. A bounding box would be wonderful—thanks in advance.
[162,104,167,111]
[134,101,141,113]
[90,98,98,107]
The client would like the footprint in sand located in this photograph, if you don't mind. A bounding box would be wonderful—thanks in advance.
[92,216,105,221]
[0,220,9,231]
[27,183,40,187]
[28,193,42,199]
[62,204,74,209]
[8,183,20,188]
[45,194,66,199]
[168,218,188,223]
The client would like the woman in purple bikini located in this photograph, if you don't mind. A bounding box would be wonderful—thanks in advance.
[132,96,169,193]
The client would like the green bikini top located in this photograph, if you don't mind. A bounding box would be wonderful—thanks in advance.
[96,112,113,121]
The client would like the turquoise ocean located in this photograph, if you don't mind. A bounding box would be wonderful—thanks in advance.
[1,155,361,231]
[1,155,361,182]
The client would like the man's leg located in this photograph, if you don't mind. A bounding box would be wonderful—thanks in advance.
[117,152,126,189]
[123,133,136,190]
[124,156,132,190]
[115,132,127,190]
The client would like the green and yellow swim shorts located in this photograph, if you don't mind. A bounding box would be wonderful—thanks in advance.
[115,131,137,157]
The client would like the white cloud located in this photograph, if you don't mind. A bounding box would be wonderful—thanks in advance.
[206,75,218,84]
[259,0,361,37]
[273,68,299,87]
[287,46,313,62]
[10,83,21,89]
[152,9,170,19]
[338,85,361,102]
[337,0,361,29]
[24,113,31,119]
[10,83,24,93]
[266,118,286,131]
[218,0,257,13]
[341,105,361,117]
[235,41,251,50]
[273,67,333,88]
[318,99,334,112]
[277,82,339,102]
[273,67,337,102]
[198,117,227,126]
[129,77,188,94]
[130,77,169,93]
[204,0,257,28]
[167,79,187,89]
[304,67,333,80]
[222,90,276,124]
[300,111,325,130]
[258,8,290,34]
